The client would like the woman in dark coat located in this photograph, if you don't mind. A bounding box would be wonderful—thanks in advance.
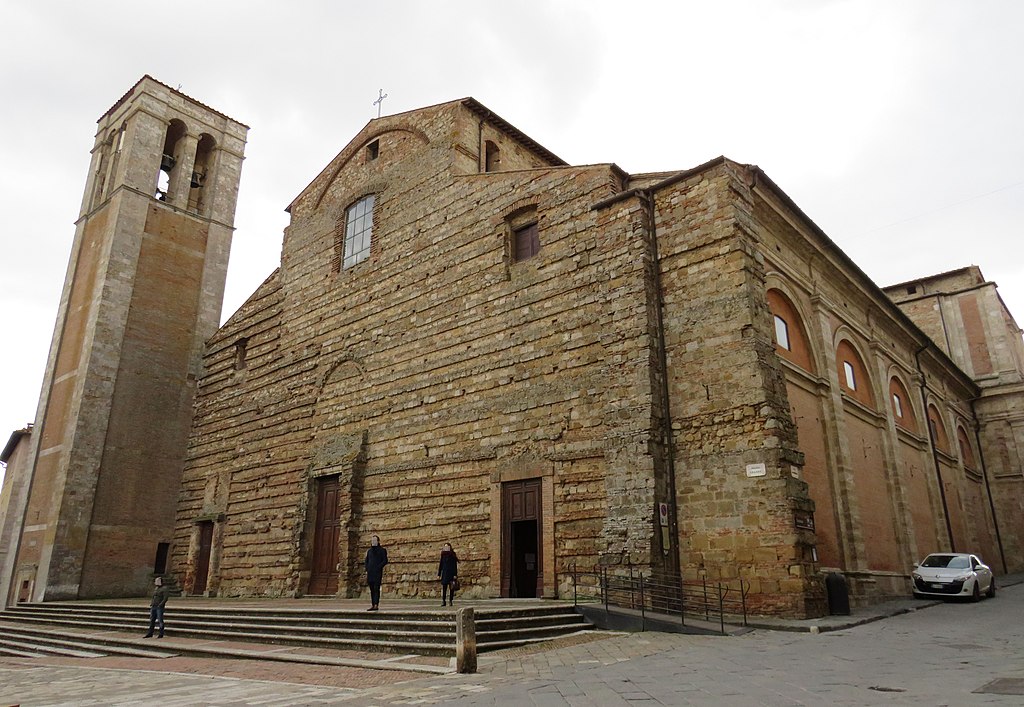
[437,542,459,606]
[365,535,388,611]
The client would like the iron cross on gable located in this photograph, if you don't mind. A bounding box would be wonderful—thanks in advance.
[373,89,388,118]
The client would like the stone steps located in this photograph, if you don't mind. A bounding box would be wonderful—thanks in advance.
[0,623,177,659]
[0,602,591,657]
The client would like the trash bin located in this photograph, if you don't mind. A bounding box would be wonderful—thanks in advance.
[825,572,850,616]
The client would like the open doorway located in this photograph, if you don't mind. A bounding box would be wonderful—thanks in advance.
[501,479,543,597]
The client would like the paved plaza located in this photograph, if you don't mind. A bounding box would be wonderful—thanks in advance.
[2,582,1023,706]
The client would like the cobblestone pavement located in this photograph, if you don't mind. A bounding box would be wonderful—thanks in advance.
[3,583,1023,706]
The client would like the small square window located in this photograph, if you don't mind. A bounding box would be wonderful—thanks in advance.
[906,285,917,295]
[892,393,903,418]
[514,222,541,261]
[366,140,379,161]
[773,315,790,351]
[843,361,856,390]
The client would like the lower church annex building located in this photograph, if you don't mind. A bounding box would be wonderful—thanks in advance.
[3,79,1022,618]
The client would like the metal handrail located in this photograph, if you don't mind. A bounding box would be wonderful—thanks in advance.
[570,562,748,635]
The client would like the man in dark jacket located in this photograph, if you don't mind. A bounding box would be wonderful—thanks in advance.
[365,535,388,611]
[143,576,170,638]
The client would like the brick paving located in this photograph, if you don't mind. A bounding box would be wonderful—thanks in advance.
[4,581,1024,705]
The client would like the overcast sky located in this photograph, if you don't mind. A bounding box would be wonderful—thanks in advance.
[2,1,1022,487]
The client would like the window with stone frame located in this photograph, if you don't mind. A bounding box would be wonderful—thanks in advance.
[339,194,376,269]
[234,337,249,370]
[513,222,540,261]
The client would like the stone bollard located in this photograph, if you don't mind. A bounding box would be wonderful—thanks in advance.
[455,607,477,673]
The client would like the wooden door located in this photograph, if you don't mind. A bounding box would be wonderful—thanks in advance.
[501,479,543,598]
[194,521,214,594]
[309,476,342,595]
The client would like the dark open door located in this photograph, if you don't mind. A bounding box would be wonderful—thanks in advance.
[309,475,341,595]
[501,479,542,598]
[194,521,214,594]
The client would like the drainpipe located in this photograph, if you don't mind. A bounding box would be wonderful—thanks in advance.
[969,401,1008,573]
[914,344,955,551]
[640,188,682,581]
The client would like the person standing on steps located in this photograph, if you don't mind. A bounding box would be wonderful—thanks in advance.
[143,576,169,638]
[437,542,459,606]
[365,535,389,611]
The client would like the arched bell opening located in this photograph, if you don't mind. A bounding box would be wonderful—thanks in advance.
[188,133,216,214]
[156,119,187,202]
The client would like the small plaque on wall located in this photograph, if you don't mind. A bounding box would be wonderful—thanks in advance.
[745,463,767,478]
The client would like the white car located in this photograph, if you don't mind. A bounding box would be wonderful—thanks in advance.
[912,553,995,601]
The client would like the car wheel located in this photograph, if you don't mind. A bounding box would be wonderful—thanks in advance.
[987,580,996,598]
[972,582,981,602]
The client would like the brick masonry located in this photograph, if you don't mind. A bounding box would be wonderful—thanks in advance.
[6,77,247,601]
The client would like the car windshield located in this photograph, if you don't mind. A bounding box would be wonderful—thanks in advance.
[921,554,971,569]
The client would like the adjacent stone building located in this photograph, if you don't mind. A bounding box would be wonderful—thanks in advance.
[0,427,33,604]
[883,267,1024,573]
[3,81,1019,617]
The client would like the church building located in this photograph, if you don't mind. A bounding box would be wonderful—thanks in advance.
[2,79,1021,618]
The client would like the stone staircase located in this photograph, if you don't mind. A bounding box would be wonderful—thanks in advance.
[0,601,591,658]
[0,622,176,659]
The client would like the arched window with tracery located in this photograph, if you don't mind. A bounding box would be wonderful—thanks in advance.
[836,339,874,408]
[766,289,815,373]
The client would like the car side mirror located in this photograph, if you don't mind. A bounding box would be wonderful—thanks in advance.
[912,562,919,568]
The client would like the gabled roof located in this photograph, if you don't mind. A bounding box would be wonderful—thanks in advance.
[1,426,32,464]
[882,266,984,293]
[287,97,568,213]
[460,98,567,167]
[100,75,249,128]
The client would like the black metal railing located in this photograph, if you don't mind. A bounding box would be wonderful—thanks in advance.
[570,563,748,635]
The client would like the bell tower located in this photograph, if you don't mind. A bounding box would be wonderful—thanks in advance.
[8,77,247,601]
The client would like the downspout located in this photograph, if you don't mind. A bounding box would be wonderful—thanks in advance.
[640,188,682,580]
[970,401,1008,573]
[915,344,955,551]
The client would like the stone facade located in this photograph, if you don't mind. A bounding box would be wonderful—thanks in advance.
[169,98,1013,617]
[3,77,247,602]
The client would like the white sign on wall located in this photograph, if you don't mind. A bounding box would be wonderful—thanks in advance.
[745,463,767,478]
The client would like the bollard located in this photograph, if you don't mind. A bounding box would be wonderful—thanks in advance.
[455,607,477,674]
